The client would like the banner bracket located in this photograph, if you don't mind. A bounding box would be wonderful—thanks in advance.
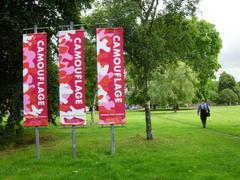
[23,26,48,33]
[58,22,86,31]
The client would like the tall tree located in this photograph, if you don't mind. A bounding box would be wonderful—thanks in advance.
[185,19,222,99]
[88,0,199,140]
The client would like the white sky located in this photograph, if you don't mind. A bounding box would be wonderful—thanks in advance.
[198,0,240,81]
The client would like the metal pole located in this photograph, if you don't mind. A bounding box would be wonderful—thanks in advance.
[111,124,115,154]
[34,25,40,160]
[72,125,76,158]
[70,21,74,30]
[34,25,37,33]
[35,127,40,160]
[70,21,77,159]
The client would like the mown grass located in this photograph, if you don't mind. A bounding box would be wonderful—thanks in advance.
[0,106,240,180]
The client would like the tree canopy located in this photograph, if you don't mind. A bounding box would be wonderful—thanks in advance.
[218,72,237,92]
[149,61,198,111]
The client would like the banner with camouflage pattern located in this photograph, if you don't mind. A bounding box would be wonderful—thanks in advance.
[96,28,126,125]
[23,32,48,126]
[58,30,86,125]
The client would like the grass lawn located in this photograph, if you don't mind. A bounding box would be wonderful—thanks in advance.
[0,106,240,180]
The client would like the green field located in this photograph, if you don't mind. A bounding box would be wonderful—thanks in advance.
[0,106,240,180]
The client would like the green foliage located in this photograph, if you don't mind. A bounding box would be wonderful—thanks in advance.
[235,82,240,102]
[218,72,237,92]
[85,39,97,108]
[206,80,219,103]
[219,88,238,105]
[185,19,222,99]
[202,74,239,104]
[149,61,198,108]
[46,54,59,125]
[217,72,239,104]
[125,59,145,105]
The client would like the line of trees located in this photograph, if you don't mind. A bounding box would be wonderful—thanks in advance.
[1,0,223,142]
[208,72,240,105]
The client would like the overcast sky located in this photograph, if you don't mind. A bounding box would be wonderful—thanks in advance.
[198,0,240,81]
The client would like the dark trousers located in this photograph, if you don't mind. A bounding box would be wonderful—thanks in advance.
[200,110,207,128]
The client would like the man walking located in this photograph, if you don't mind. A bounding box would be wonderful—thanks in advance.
[197,100,210,128]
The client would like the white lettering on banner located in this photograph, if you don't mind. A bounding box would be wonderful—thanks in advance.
[112,35,123,103]
[37,40,45,106]
[74,36,83,105]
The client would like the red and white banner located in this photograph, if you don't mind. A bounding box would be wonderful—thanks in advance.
[58,30,86,125]
[96,28,126,125]
[23,32,48,126]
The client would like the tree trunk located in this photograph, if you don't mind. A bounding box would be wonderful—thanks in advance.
[145,100,153,140]
[90,89,98,125]
[173,103,178,112]
[153,104,156,110]
[144,77,153,140]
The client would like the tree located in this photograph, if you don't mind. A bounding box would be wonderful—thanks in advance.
[149,61,198,111]
[235,82,240,103]
[184,19,222,99]
[217,72,240,104]
[0,0,92,139]
[219,88,238,105]
[87,0,206,140]
[218,72,236,92]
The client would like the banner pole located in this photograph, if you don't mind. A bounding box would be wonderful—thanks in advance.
[70,21,74,30]
[33,24,40,160]
[34,25,37,33]
[111,124,115,154]
[72,125,76,158]
[69,21,77,159]
[35,127,40,160]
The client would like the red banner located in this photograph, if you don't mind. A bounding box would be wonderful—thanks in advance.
[58,30,86,125]
[23,33,48,127]
[96,28,126,125]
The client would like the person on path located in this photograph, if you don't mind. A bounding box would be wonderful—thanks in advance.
[197,100,210,128]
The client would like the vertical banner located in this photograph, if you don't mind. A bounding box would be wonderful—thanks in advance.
[58,30,86,125]
[23,32,48,126]
[96,28,126,125]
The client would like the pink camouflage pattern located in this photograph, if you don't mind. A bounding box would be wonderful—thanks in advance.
[23,33,48,126]
[97,28,126,125]
[58,30,86,125]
